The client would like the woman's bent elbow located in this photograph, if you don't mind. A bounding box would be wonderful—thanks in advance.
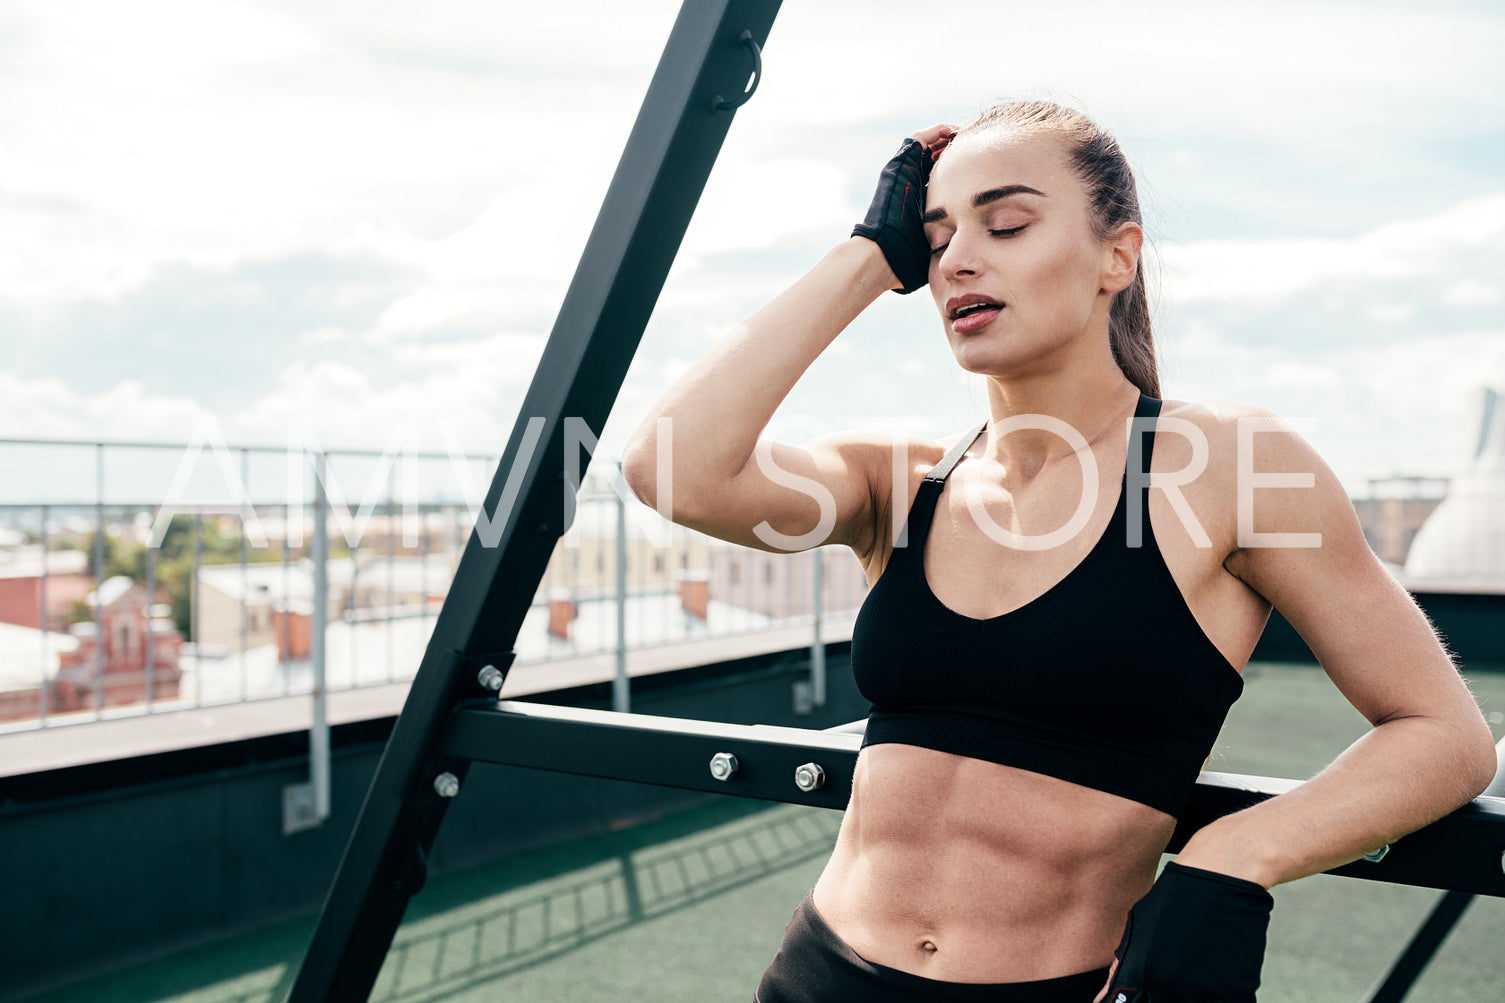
[1466,724,1501,798]
[621,439,661,509]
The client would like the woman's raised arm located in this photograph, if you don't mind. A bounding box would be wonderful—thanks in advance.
[623,126,956,558]
[621,236,901,556]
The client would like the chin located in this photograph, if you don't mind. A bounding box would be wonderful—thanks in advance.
[950,344,1011,378]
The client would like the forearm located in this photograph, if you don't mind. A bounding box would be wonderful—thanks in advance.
[623,237,894,504]
[1176,713,1497,888]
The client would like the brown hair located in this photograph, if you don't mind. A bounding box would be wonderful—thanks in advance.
[955,101,1159,398]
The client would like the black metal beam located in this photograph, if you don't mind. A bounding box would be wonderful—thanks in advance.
[443,702,1505,899]
[1356,738,1505,1000]
[442,702,860,811]
[286,3,782,999]
[1361,890,1476,1003]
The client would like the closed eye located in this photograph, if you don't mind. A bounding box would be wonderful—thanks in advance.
[931,225,1026,257]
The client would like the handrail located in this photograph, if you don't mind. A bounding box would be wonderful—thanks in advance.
[442,701,1505,899]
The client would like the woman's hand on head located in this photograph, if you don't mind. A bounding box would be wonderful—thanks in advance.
[850,124,957,295]
[911,123,958,161]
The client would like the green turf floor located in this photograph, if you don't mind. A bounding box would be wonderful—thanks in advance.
[24,662,1505,1002]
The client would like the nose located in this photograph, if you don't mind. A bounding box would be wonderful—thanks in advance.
[936,228,982,282]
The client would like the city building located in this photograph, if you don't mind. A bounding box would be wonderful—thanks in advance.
[50,576,183,714]
[0,547,92,632]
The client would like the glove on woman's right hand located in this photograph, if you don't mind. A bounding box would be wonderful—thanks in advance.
[1102,861,1274,1003]
[851,137,934,294]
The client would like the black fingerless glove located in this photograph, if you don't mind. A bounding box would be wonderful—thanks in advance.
[1105,861,1274,1003]
[851,137,933,294]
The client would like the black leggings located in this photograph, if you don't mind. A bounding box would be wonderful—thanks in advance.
[755,893,1110,1002]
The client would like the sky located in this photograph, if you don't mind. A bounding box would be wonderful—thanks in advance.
[2,0,1503,505]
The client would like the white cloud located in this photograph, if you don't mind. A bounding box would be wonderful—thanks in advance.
[1443,278,1502,310]
[756,1,1505,139]
[1365,303,1416,325]
[1159,194,1505,305]
[1166,320,1505,483]
[0,373,213,441]
[226,333,543,449]
[0,0,1501,497]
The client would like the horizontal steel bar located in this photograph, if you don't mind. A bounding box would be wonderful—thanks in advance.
[444,701,1505,897]
[0,435,499,461]
[443,701,859,811]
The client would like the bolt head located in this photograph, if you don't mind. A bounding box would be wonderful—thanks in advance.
[1362,844,1391,864]
[709,752,738,781]
[794,762,826,792]
[477,665,504,691]
[433,772,461,798]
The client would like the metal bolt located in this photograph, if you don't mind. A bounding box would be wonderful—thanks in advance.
[794,762,826,792]
[477,665,504,691]
[433,772,460,798]
[709,752,739,781]
[1362,844,1391,864]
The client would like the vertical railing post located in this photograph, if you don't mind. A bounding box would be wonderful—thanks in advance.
[614,471,630,713]
[348,532,359,685]
[420,499,431,631]
[38,503,50,726]
[386,466,396,684]
[281,506,292,695]
[93,444,105,717]
[192,512,203,706]
[145,525,157,710]
[240,448,251,702]
[312,452,331,823]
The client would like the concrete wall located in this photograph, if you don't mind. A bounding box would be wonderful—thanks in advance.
[0,643,863,1001]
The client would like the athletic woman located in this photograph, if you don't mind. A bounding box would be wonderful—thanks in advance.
[622,101,1497,1002]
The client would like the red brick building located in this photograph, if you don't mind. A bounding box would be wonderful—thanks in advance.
[50,577,184,714]
[0,549,93,632]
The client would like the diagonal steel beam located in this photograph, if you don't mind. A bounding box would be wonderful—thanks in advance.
[286,3,782,999]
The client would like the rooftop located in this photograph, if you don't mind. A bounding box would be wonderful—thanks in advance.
[19,662,1505,1002]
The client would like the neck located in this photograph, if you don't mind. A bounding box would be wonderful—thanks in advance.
[980,358,1141,475]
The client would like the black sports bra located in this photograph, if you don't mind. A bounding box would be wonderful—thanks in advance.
[851,395,1242,817]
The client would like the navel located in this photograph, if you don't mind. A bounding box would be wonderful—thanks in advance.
[919,939,939,954]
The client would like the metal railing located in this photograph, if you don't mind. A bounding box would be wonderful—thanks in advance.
[0,436,869,735]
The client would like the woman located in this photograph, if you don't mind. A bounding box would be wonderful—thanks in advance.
[622,101,1497,1002]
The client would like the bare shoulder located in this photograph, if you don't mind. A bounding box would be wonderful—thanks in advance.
[1151,398,1343,554]
[823,424,981,574]
[1154,398,1324,479]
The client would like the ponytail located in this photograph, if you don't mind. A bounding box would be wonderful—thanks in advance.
[1110,264,1158,398]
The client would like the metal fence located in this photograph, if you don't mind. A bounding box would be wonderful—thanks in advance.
[0,436,869,733]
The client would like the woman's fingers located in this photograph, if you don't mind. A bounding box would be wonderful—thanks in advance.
[910,122,958,159]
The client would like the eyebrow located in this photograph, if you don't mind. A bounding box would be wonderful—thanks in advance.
[921,184,1049,224]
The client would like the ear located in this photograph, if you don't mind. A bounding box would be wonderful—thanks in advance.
[1101,222,1143,295]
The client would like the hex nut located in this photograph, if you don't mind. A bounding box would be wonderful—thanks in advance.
[709,752,739,782]
[1362,844,1391,864]
[794,762,826,792]
[477,665,505,691]
[433,772,461,798]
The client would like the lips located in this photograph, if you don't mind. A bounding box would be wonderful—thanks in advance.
[946,294,1004,335]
